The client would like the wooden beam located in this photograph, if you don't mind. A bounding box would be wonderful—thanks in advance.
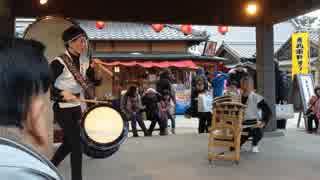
[270,0,320,24]
[13,0,260,26]
[0,0,14,37]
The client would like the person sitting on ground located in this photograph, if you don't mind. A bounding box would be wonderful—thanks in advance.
[158,90,175,135]
[306,86,320,133]
[121,86,148,137]
[0,38,62,180]
[239,75,272,153]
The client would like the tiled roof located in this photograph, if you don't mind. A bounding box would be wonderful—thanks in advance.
[79,21,208,41]
[15,19,208,41]
[309,30,319,44]
[93,52,226,62]
[219,42,283,59]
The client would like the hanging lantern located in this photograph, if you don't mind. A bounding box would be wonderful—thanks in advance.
[218,26,229,35]
[96,21,106,30]
[114,66,120,73]
[152,24,164,33]
[181,25,192,35]
[40,0,48,5]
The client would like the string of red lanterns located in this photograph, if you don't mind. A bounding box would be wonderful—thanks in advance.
[181,25,192,35]
[218,26,229,35]
[151,24,164,33]
[96,21,106,30]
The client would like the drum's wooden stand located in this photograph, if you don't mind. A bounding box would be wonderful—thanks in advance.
[208,100,246,165]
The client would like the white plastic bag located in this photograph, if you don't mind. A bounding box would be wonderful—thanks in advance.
[198,93,213,113]
[276,104,294,120]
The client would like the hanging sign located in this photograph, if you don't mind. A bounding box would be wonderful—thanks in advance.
[291,32,310,78]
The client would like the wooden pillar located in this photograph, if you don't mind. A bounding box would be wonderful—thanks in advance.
[256,22,277,131]
[0,0,15,38]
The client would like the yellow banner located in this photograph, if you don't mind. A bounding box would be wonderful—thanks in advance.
[292,32,310,78]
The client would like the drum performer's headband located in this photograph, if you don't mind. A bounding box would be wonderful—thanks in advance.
[62,26,86,45]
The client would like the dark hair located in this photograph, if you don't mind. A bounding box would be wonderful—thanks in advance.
[0,38,51,128]
[62,26,86,48]
[126,86,137,97]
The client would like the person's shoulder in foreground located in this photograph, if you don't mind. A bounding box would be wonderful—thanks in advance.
[0,38,62,180]
[0,137,62,180]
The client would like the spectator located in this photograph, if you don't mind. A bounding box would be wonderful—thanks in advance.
[306,86,320,133]
[142,88,167,136]
[212,71,229,98]
[121,86,148,137]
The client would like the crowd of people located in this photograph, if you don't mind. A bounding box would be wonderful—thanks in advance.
[120,69,176,137]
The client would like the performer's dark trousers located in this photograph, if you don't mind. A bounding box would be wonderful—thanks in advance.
[241,127,264,146]
[307,114,319,132]
[51,104,82,180]
[198,112,212,134]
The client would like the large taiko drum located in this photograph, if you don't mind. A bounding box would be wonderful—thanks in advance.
[23,16,81,61]
[80,105,128,159]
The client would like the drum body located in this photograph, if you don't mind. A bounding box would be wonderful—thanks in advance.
[80,105,128,159]
[23,16,80,61]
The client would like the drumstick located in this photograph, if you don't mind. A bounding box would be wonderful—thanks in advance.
[97,63,114,77]
[77,98,111,105]
[93,59,114,77]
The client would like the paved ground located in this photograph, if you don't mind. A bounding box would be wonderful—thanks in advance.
[56,114,320,180]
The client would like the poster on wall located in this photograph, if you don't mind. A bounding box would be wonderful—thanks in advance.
[296,74,315,112]
[202,41,217,57]
[174,84,191,114]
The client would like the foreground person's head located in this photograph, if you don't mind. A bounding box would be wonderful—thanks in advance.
[0,38,50,149]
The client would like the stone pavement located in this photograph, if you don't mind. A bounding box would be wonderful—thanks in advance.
[56,114,320,180]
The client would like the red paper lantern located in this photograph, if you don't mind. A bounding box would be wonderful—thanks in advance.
[96,21,106,29]
[218,26,229,35]
[152,24,164,33]
[181,25,192,35]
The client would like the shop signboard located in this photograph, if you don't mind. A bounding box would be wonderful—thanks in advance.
[296,74,315,112]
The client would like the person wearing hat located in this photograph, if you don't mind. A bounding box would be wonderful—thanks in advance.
[50,26,101,180]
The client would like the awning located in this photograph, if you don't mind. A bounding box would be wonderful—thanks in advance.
[94,59,198,69]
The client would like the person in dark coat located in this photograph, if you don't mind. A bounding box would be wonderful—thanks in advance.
[142,88,167,136]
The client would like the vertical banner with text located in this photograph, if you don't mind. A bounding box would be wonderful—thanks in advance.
[292,32,310,78]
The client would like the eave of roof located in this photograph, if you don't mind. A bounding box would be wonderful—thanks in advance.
[93,52,227,62]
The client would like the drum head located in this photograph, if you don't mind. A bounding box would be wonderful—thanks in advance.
[23,16,76,61]
[83,106,125,144]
